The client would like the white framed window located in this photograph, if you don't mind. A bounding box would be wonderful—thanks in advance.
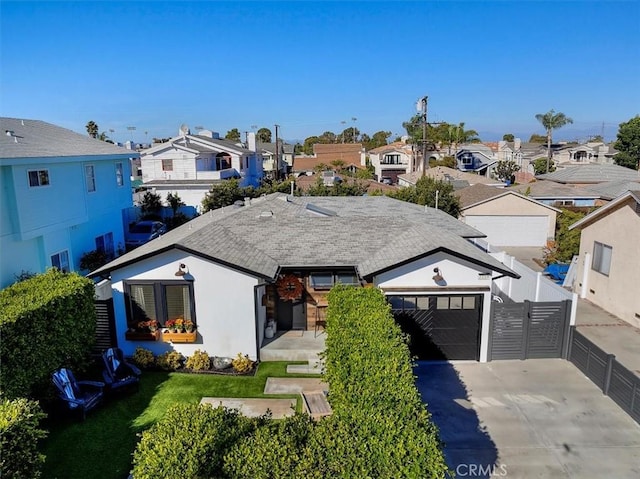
[51,250,70,273]
[162,159,173,171]
[85,165,96,192]
[309,271,360,290]
[592,242,612,276]
[28,169,50,187]
[124,281,195,329]
[115,162,124,186]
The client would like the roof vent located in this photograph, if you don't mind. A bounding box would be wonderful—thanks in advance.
[5,130,14,136]
[259,211,274,218]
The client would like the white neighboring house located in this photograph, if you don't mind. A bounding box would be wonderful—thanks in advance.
[139,127,263,209]
[90,194,519,363]
[368,142,414,184]
[0,117,138,288]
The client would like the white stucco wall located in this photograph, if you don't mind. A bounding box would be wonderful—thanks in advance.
[574,200,640,327]
[110,250,265,360]
[374,251,493,362]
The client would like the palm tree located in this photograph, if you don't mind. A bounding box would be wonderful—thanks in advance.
[535,110,573,173]
[86,120,99,138]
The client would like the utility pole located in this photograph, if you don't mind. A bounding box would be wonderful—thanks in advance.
[417,96,428,176]
[274,124,280,181]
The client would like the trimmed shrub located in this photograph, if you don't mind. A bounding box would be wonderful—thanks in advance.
[231,353,254,374]
[0,269,96,399]
[132,403,258,479]
[0,398,47,479]
[156,351,183,371]
[132,347,155,369]
[185,349,211,371]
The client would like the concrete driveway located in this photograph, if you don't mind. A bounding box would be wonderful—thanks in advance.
[416,359,640,478]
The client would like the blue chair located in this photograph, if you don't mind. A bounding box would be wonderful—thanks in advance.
[102,347,141,393]
[52,368,104,420]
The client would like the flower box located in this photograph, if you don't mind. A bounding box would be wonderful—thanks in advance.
[162,330,197,343]
[125,330,160,341]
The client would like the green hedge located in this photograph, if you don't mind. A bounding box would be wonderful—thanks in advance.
[131,286,448,478]
[0,269,97,399]
[0,398,47,479]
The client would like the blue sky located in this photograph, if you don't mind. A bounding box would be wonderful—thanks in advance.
[2,1,639,144]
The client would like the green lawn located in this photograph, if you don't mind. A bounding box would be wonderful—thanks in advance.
[42,362,315,479]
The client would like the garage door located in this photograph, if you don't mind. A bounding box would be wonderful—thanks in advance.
[465,215,548,246]
[388,295,482,360]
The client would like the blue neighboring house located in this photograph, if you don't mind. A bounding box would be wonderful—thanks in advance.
[456,146,498,173]
[0,117,138,288]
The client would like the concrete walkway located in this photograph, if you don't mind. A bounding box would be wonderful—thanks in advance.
[200,397,296,418]
[575,297,640,375]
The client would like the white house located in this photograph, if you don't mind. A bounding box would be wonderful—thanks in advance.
[368,142,414,184]
[139,127,263,208]
[0,117,138,288]
[91,194,519,363]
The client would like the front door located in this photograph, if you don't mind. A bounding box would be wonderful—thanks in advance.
[277,298,307,331]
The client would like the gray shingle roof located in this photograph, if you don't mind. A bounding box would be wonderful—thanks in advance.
[91,194,516,280]
[0,117,137,160]
[537,164,640,184]
[510,180,600,199]
[583,180,640,200]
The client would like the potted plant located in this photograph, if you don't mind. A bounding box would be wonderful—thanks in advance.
[165,319,176,332]
[175,318,185,333]
[147,320,159,333]
[184,319,194,333]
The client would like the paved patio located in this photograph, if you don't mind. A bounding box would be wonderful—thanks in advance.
[260,329,326,361]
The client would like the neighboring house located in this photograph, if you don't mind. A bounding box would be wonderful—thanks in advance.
[456,184,560,247]
[537,164,640,186]
[139,127,263,208]
[569,190,640,327]
[553,142,618,166]
[293,143,366,175]
[258,141,294,178]
[398,166,505,189]
[455,143,498,173]
[0,117,138,288]
[90,194,519,363]
[368,142,414,184]
[509,180,603,208]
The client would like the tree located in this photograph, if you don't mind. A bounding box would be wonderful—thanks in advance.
[387,177,460,217]
[140,191,162,217]
[201,179,247,212]
[367,130,391,149]
[257,128,272,143]
[613,115,640,170]
[589,135,604,143]
[86,121,99,138]
[535,109,573,173]
[532,157,556,175]
[493,160,521,183]
[503,133,515,142]
[528,133,547,143]
[543,209,587,264]
[225,128,241,142]
[166,192,185,216]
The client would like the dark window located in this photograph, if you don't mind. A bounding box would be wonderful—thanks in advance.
[96,233,114,260]
[28,169,50,187]
[115,162,124,186]
[125,281,195,329]
[309,271,360,290]
[51,250,70,272]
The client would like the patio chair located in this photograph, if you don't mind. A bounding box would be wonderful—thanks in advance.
[102,347,141,393]
[51,368,104,420]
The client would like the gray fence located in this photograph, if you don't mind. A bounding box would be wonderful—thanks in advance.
[489,300,572,361]
[568,328,640,423]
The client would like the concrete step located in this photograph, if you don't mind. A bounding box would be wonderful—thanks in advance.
[286,362,323,375]
[302,391,332,419]
[260,349,323,362]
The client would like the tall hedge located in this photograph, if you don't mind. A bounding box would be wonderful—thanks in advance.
[0,398,47,479]
[0,269,97,399]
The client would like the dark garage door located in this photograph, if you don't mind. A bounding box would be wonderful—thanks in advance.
[388,295,482,360]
